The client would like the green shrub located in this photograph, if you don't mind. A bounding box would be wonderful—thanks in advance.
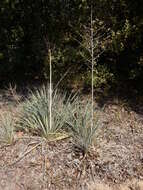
[85,65,114,88]
[0,113,15,144]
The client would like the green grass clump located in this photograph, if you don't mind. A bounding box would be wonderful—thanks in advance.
[18,85,101,154]
[0,113,15,144]
[66,101,101,155]
[19,85,77,139]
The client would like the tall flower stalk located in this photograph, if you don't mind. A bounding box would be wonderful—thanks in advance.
[49,48,52,130]
[90,4,94,130]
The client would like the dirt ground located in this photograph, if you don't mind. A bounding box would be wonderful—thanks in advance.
[0,87,143,190]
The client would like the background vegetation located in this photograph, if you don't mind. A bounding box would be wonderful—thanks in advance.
[1,0,143,90]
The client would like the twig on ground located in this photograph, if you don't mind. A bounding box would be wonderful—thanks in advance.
[1,141,42,169]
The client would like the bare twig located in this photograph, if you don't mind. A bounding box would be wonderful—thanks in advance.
[1,142,42,169]
[54,67,71,91]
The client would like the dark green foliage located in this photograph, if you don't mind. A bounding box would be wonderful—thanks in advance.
[0,0,143,85]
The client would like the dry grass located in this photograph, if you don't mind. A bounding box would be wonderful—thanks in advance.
[0,112,15,144]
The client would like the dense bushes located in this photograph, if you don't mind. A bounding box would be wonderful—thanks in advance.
[0,0,143,86]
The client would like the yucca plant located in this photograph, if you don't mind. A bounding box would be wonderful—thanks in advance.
[18,85,77,139]
[66,101,101,155]
[0,113,15,144]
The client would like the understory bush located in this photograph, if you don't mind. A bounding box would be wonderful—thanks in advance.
[85,65,115,88]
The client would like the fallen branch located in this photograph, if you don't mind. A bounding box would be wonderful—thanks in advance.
[1,141,42,169]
